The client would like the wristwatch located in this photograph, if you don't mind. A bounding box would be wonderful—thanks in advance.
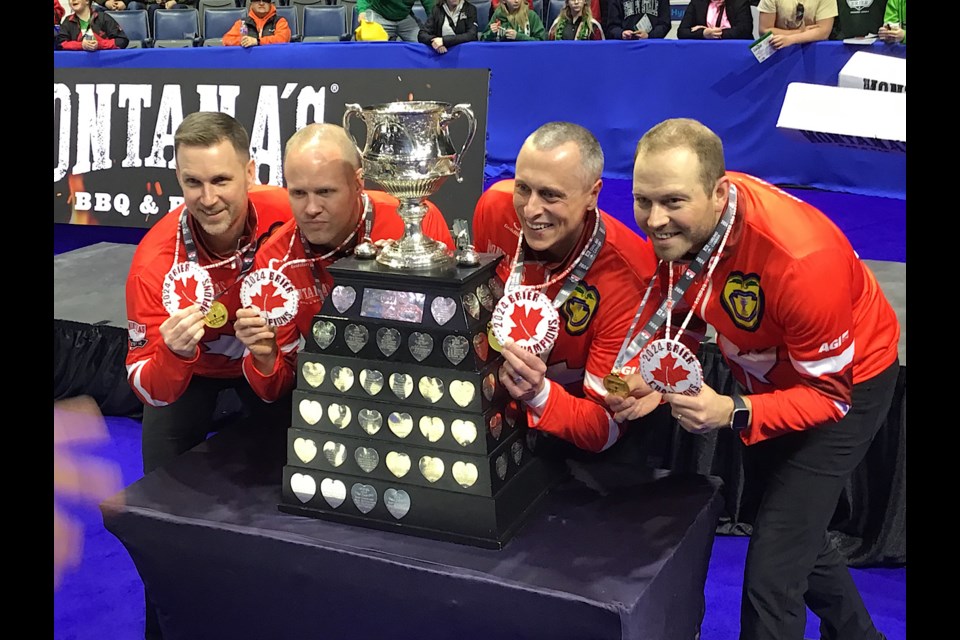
[729,395,750,433]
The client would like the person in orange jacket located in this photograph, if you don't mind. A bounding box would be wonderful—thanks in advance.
[222,0,291,47]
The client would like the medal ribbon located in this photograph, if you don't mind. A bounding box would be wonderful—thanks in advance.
[504,207,606,310]
[612,183,738,372]
[284,192,375,296]
[172,207,259,306]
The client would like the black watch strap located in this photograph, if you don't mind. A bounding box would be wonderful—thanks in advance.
[730,395,750,433]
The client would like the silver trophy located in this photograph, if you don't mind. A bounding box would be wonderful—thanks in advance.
[343,101,477,270]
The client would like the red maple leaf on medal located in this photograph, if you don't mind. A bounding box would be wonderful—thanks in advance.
[172,276,198,310]
[251,282,285,315]
[650,353,687,389]
[509,304,543,343]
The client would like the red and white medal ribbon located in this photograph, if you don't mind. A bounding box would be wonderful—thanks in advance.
[638,187,738,395]
[491,210,604,354]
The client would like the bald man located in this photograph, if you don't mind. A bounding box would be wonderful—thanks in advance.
[234,123,455,402]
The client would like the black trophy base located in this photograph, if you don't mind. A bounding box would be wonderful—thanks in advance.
[279,455,562,550]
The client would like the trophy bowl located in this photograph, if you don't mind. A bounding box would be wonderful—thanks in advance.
[344,101,477,270]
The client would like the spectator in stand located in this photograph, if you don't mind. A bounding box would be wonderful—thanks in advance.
[547,0,604,40]
[57,0,129,50]
[831,0,887,40]
[605,0,670,40]
[758,0,837,49]
[677,0,754,39]
[55,0,65,49]
[223,0,291,47]
[878,0,904,44]
[101,1,144,11]
[481,0,545,40]
[357,0,435,42]
[142,0,193,36]
[418,0,479,53]
[493,0,603,23]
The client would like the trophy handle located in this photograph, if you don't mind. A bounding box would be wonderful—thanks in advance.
[447,103,477,183]
[342,103,364,157]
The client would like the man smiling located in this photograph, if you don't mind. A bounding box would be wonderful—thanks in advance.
[472,121,657,453]
[609,118,899,640]
[124,111,293,639]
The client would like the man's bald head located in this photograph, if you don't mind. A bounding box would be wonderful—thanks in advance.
[285,123,363,171]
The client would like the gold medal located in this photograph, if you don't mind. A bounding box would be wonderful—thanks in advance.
[603,373,630,398]
[487,321,503,353]
[203,300,228,328]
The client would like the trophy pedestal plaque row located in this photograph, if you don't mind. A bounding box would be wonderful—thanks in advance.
[278,256,562,549]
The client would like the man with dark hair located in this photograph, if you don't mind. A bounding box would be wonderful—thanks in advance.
[124,111,293,639]
[610,117,899,640]
[473,121,658,453]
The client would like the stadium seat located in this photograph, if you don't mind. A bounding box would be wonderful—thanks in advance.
[153,8,201,47]
[545,0,563,30]
[198,0,235,34]
[201,7,245,45]
[107,9,151,48]
[276,5,301,41]
[472,0,491,32]
[290,0,324,29]
[531,0,543,23]
[412,3,427,23]
[301,4,348,41]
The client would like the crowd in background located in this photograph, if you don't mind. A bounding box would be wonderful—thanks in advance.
[55,0,906,50]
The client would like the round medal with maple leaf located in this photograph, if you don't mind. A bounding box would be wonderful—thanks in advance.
[490,289,560,355]
[240,268,300,328]
[162,262,214,316]
[638,338,704,396]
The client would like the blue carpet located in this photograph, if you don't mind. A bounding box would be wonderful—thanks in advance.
[53,416,906,640]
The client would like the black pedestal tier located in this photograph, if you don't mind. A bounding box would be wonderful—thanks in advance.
[279,253,563,548]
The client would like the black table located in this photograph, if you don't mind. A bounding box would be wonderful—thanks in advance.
[102,426,725,640]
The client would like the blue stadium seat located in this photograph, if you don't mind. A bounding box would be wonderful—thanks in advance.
[472,0,491,32]
[531,0,543,23]
[201,7,245,45]
[276,4,301,41]
[198,0,235,33]
[290,0,324,29]
[107,9,151,48]
[545,0,563,30]
[301,4,347,41]
[153,8,201,47]
[412,3,427,23]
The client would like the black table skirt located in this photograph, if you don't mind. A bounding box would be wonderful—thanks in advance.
[102,426,725,640]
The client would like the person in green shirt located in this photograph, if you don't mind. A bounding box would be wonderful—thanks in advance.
[878,0,905,43]
[481,0,546,40]
[357,0,435,41]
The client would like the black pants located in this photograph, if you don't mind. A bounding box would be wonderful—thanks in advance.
[140,375,292,640]
[739,359,899,640]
